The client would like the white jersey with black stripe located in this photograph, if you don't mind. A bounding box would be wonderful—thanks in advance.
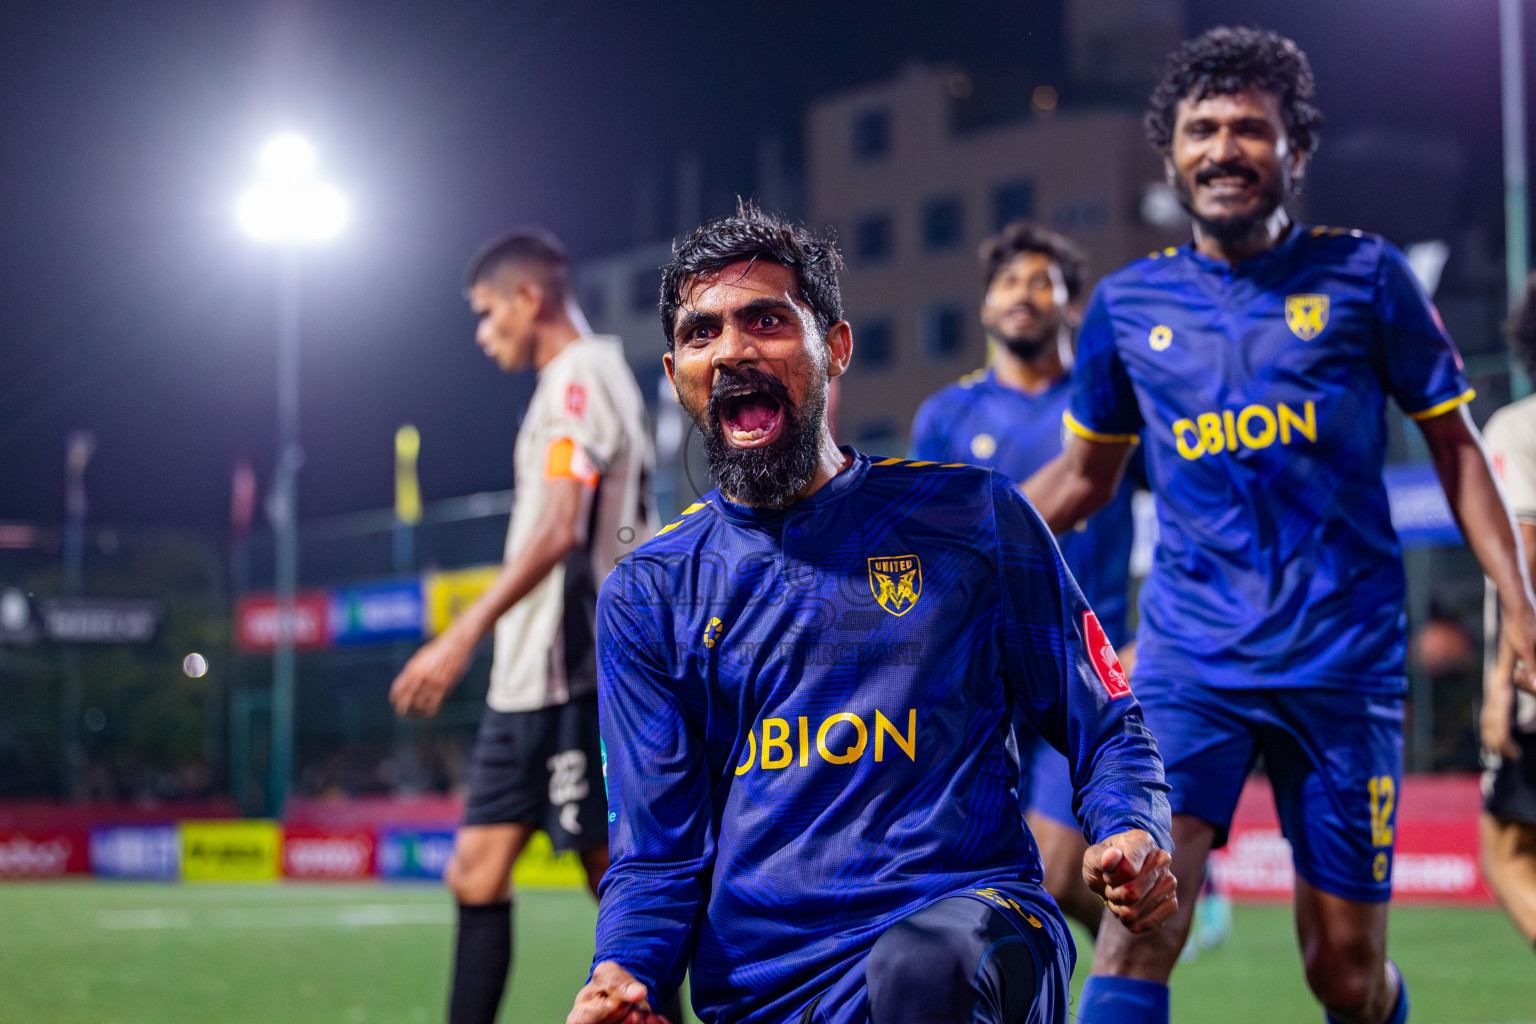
[488,335,656,712]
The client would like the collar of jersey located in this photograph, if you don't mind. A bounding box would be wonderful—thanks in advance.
[710,446,871,525]
[1181,220,1309,275]
[983,366,1071,402]
[537,334,622,377]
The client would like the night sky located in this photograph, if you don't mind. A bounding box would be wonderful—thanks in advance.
[0,0,1527,531]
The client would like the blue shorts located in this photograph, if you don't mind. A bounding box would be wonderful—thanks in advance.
[810,881,1074,1024]
[1016,723,1081,831]
[1136,678,1403,903]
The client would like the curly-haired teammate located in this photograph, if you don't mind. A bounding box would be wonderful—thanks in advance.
[1024,26,1536,1024]
[1481,273,1536,951]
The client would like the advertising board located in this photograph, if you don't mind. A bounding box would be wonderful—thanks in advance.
[331,580,423,646]
[181,820,282,882]
[90,825,180,880]
[235,591,332,652]
[423,566,499,637]
[282,826,375,880]
[510,830,586,887]
[377,827,456,880]
[0,830,89,877]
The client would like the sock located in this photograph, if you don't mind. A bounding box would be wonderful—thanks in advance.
[448,900,513,1024]
[1385,963,1409,1024]
[1324,960,1408,1024]
[1076,975,1169,1024]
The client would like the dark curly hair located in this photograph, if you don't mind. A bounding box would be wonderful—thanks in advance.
[1145,26,1323,156]
[1508,272,1536,380]
[660,201,845,352]
[979,221,1086,300]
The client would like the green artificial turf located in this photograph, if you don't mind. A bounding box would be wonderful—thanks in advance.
[1,882,1531,1023]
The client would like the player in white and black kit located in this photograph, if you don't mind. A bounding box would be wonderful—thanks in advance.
[1481,273,1536,952]
[389,229,658,1023]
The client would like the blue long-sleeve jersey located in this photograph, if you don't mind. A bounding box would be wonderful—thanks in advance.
[593,449,1170,1024]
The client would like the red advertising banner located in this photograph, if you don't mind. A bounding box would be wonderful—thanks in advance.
[281,826,375,880]
[235,591,332,652]
[1209,774,1492,904]
[0,830,90,877]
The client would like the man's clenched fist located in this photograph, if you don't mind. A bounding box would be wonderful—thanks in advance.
[1083,828,1177,933]
[568,961,673,1024]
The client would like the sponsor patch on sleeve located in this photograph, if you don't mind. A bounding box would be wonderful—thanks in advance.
[565,382,587,418]
[546,437,599,487]
[1083,610,1131,699]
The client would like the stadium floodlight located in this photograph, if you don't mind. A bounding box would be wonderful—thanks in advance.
[236,132,349,817]
[237,134,347,244]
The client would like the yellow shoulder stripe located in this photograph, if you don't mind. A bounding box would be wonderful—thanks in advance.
[1063,411,1140,445]
[655,500,712,536]
[1406,388,1476,422]
[871,457,969,471]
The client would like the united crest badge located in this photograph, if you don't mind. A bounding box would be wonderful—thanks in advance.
[1284,294,1329,340]
[869,555,922,617]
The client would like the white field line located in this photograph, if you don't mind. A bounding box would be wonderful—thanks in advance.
[96,903,451,930]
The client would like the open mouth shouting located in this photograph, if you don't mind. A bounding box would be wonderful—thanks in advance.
[718,388,785,448]
[709,367,795,450]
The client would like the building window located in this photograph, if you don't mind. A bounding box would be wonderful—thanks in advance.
[629,268,656,313]
[992,178,1035,230]
[920,303,965,359]
[854,214,893,264]
[852,107,892,160]
[1051,199,1110,232]
[922,196,964,252]
[857,316,894,368]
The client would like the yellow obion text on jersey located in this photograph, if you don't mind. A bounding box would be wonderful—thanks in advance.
[734,709,917,775]
[1171,400,1316,460]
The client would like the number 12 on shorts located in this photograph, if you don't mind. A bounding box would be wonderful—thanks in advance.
[1367,774,1395,848]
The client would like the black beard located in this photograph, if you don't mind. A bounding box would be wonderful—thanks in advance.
[997,331,1054,362]
[1174,160,1287,249]
[688,364,826,509]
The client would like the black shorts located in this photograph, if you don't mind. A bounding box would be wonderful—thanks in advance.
[1484,727,1536,825]
[463,695,608,850]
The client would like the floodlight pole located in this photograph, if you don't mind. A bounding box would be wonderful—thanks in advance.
[270,250,302,817]
[1502,0,1531,395]
[238,133,343,817]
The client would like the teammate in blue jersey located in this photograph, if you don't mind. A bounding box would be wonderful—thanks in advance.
[909,222,1138,938]
[1023,27,1536,1024]
[567,204,1176,1024]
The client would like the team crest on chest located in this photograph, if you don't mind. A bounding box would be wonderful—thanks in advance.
[869,555,922,616]
[1285,294,1330,340]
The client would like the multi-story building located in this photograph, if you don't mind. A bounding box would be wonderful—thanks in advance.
[574,239,675,394]
[806,63,1184,451]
